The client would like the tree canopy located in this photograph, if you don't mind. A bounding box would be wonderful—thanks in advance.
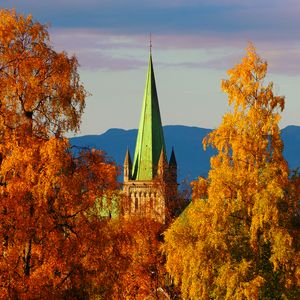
[0,9,86,138]
[163,44,300,299]
[0,9,122,298]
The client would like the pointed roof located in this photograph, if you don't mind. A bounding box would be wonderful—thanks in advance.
[169,147,177,166]
[132,54,166,180]
[124,148,132,166]
[158,147,167,167]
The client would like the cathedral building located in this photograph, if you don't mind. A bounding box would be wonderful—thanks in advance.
[123,52,177,223]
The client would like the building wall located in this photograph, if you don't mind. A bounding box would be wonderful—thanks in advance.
[123,180,166,223]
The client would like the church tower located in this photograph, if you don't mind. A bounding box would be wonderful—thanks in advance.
[123,52,177,223]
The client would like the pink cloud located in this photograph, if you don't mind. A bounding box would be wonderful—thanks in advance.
[49,29,300,76]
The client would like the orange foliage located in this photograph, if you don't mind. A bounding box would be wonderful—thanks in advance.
[115,218,166,299]
[0,9,86,138]
[0,136,120,298]
[0,9,124,299]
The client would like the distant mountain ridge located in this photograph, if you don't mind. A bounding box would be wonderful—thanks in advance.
[70,125,300,183]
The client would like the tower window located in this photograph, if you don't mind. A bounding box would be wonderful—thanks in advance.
[135,198,138,210]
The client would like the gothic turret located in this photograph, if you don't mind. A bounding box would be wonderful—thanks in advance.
[169,147,177,184]
[157,148,167,178]
[123,148,132,182]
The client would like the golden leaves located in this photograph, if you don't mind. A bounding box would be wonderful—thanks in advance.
[0,134,121,297]
[191,176,208,199]
[163,44,300,299]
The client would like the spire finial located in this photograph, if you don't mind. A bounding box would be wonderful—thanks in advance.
[150,33,152,54]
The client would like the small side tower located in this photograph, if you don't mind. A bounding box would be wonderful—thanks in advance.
[169,147,177,184]
[123,148,132,182]
[122,52,177,223]
[165,147,178,219]
[157,148,167,179]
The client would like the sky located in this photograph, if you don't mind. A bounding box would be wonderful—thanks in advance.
[2,0,300,136]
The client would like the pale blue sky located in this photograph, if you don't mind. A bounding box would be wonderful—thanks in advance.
[2,1,300,136]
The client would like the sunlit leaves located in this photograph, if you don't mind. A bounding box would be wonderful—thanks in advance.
[163,44,300,299]
[0,9,86,138]
[0,9,122,298]
[0,135,120,298]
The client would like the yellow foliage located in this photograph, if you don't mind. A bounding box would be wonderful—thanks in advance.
[163,44,300,299]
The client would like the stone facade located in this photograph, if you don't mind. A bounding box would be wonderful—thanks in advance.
[123,181,166,223]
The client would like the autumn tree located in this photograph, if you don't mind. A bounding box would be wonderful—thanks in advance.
[109,218,166,299]
[0,9,122,299]
[0,9,85,139]
[163,44,300,299]
[0,138,121,298]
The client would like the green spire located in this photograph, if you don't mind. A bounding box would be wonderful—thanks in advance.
[132,54,166,180]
